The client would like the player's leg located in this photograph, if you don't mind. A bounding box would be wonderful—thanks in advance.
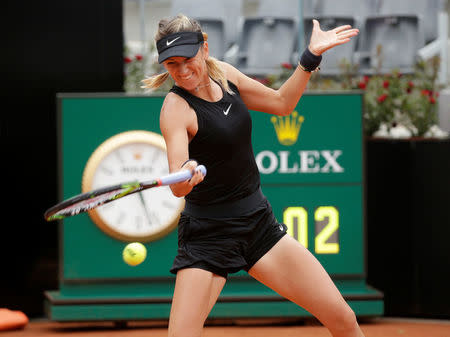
[168,267,226,337]
[248,235,365,337]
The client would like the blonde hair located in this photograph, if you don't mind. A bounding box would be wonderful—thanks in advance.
[141,14,233,94]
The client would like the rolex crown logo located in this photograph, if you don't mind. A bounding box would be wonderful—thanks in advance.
[271,111,305,146]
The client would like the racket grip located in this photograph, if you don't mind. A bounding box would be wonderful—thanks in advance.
[160,165,207,185]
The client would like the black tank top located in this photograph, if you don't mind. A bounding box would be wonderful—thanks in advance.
[170,81,260,205]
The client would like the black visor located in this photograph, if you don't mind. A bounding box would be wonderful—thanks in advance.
[157,31,204,63]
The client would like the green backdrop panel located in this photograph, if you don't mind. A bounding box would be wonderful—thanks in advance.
[59,92,364,280]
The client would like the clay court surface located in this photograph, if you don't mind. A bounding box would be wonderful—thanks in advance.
[3,318,450,337]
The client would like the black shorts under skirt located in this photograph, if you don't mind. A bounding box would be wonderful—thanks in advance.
[170,188,287,278]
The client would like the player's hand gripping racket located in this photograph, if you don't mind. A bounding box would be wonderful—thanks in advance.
[44,165,206,221]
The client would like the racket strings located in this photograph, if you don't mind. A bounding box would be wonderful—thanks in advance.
[48,182,144,220]
[53,190,123,219]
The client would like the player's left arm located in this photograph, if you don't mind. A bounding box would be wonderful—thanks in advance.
[222,20,359,116]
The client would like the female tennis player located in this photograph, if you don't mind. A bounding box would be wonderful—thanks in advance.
[143,14,363,337]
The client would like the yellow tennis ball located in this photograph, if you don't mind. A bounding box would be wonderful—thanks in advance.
[123,242,147,266]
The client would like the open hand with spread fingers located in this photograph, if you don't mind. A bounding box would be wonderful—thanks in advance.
[308,19,359,56]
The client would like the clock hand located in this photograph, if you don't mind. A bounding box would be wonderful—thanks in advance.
[137,191,152,226]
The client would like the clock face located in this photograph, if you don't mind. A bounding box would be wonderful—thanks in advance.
[82,131,184,242]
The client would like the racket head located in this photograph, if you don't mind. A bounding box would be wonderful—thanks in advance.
[44,165,206,221]
[44,181,152,221]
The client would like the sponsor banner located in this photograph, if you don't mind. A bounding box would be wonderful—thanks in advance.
[251,94,363,184]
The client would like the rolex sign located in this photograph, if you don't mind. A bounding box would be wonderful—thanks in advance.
[251,93,363,185]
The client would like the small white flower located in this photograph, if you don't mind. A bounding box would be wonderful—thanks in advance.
[389,124,412,139]
[373,123,389,137]
[424,125,450,138]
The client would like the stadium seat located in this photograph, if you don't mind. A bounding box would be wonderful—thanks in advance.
[357,15,425,74]
[232,17,298,77]
[377,0,444,43]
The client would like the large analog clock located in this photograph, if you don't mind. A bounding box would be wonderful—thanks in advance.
[81,130,184,242]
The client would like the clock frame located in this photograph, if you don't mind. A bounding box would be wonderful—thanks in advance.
[81,130,184,242]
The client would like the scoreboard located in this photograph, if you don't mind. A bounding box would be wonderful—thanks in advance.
[252,93,364,276]
[45,92,383,322]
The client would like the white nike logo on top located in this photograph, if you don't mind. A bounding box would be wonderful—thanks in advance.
[166,37,181,46]
[223,104,232,116]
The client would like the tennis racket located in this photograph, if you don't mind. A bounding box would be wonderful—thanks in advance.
[44,165,206,221]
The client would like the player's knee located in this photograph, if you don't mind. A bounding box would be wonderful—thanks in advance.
[341,307,358,330]
[329,304,358,333]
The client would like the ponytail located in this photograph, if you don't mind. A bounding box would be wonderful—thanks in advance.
[141,71,170,91]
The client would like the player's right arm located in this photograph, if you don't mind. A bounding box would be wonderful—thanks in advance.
[160,92,204,197]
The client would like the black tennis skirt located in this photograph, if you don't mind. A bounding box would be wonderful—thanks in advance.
[170,188,287,278]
